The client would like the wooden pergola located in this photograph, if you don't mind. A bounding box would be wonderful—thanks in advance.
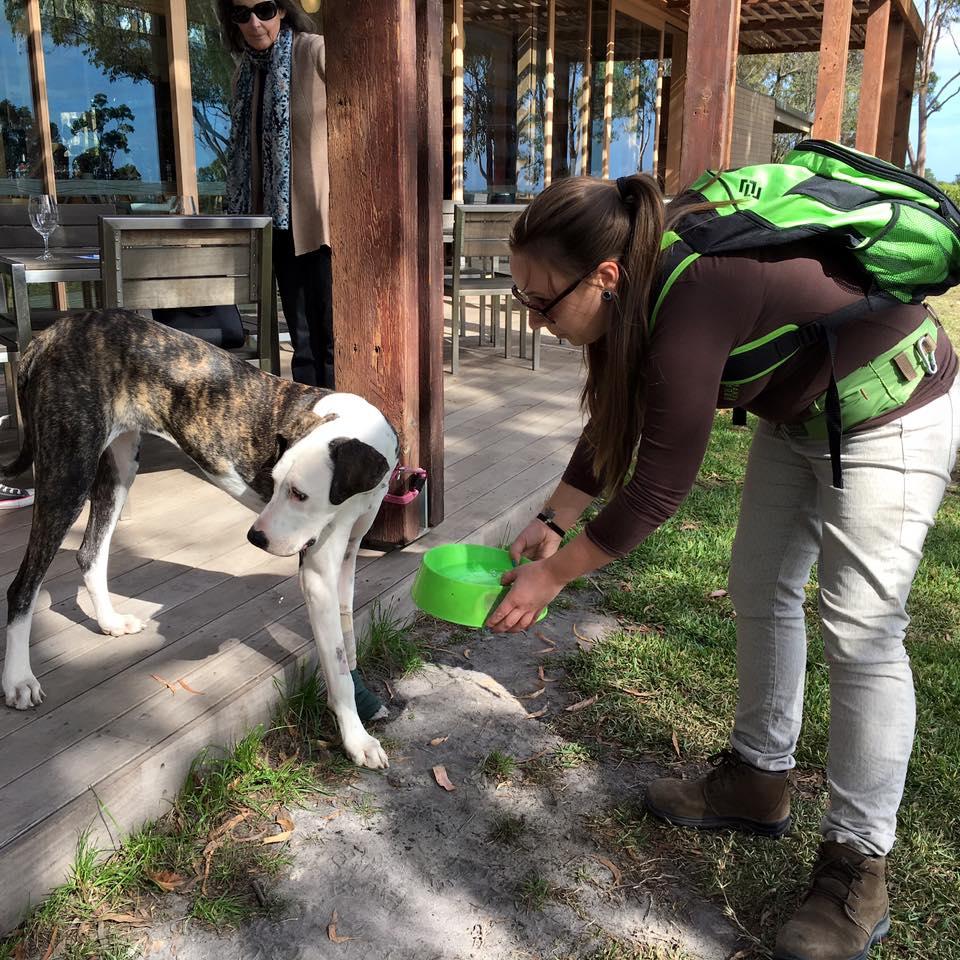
[323,0,923,546]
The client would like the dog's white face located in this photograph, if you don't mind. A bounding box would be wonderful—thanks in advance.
[248,395,396,557]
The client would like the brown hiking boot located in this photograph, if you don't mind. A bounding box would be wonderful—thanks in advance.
[644,749,791,837]
[774,841,889,960]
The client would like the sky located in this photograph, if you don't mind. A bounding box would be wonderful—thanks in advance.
[924,28,960,182]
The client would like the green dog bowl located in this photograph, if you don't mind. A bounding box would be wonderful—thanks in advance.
[411,543,548,628]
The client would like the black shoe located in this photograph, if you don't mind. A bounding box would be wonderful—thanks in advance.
[0,484,33,510]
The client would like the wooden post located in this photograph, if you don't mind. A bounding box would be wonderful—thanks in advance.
[578,0,592,176]
[25,0,55,196]
[166,0,199,208]
[602,1,615,179]
[544,0,555,187]
[417,0,444,527]
[326,0,422,545]
[812,0,854,141]
[664,29,686,193]
[652,28,665,181]
[891,31,917,168]
[679,0,740,188]
[451,0,464,202]
[875,16,904,161]
[855,0,891,155]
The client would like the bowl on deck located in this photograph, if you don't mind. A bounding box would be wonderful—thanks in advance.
[411,543,548,628]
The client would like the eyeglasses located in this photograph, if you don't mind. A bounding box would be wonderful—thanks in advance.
[231,1,280,24]
[511,266,597,322]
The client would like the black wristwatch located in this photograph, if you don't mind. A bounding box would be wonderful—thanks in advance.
[536,507,566,538]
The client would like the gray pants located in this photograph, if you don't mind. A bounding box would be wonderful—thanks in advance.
[728,378,960,856]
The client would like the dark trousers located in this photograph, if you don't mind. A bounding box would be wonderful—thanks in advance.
[273,229,334,388]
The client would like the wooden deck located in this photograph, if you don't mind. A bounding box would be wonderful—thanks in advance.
[0,315,585,933]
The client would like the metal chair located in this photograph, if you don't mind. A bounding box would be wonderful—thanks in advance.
[99,215,278,374]
[443,203,540,374]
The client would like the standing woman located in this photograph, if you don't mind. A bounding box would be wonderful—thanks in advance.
[218,0,333,387]
[487,173,959,959]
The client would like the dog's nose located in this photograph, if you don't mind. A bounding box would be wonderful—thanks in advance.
[247,527,269,550]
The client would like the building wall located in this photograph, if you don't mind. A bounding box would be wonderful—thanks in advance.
[730,84,776,168]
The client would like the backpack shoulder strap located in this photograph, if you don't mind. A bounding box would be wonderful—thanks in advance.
[650,230,700,332]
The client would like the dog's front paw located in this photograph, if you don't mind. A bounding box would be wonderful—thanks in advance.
[99,613,144,637]
[3,672,44,710]
[343,732,389,770]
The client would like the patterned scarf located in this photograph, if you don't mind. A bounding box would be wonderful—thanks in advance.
[226,23,292,230]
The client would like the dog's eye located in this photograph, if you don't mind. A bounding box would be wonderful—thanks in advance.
[290,486,308,502]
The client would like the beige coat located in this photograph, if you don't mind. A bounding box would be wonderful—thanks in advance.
[248,31,330,255]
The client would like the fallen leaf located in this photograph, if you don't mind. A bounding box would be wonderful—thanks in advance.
[671,729,681,757]
[150,674,177,694]
[178,677,205,695]
[210,809,253,841]
[262,815,295,845]
[577,640,593,653]
[707,589,728,599]
[12,943,26,960]
[526,706,549,719]
[535,631,554,643]
[680,521,699,531]
[327,910,355,944]
[463,648,472,659]
[146,870,188,892]
[429,735,449,746]
[537,645,558,654]
[565,694,599,713]
[321,809,342,822]
[517,686,545,700]
[97,913,149,926]
[312,738,333,750]
[617,686,655,700]
[516,748,550,763]
[39,928,57,960]
[589,854,622,885]
[538,665,558,683]
[433,765,456,791]
[384,678,395,700]
[572,624,594,645]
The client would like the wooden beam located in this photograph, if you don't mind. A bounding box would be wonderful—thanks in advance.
[891,31,917,167]
[892,0,923,43]
[652,27,665,182]
[741,11,869,33]
[602,0,615,178]
[876,15,904,161]
[664,29,686,193]
[166,0,199,208]
[25,0,56,195]
[812,0,854,141]
[544,0,555,186]
[679,0,740,187]
[452,0,464,202]
[417,0,444,527]
[856,0,892,155]
[326,0,422,545]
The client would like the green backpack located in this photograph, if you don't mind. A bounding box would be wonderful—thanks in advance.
[654,139,960,486]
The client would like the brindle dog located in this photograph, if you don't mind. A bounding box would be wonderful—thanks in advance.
[1,310,399,769]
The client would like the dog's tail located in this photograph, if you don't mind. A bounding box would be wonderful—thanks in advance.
[0,434,33,481]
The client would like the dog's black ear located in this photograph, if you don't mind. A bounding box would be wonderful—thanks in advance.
[328,437,390,505]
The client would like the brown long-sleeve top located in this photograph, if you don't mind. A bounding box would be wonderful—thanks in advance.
[562,242,958,558]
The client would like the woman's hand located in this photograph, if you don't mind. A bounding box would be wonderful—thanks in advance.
[486,558,565,633]
[508,519,562,564]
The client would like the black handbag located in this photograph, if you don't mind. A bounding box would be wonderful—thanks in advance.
[151,305,246,349]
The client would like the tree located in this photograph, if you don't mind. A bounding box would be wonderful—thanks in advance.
[910,0,960,176]
[69,93,140,180]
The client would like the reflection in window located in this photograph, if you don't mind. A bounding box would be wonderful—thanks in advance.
[0,1,42,197]
[40,0,175,200]
[552,1,590,181]
[462,2,548,201]
[187,0,234,213]
[607,13,663,179]
[588,0,609,177]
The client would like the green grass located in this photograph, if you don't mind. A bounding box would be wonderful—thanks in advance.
[559,311,960,957]
[480,749,518,781]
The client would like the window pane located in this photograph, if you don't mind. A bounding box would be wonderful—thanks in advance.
[0,1,42,197]
[608,12,661,179]
[187,0,234,214]
[40,0,176,201]
[553,0,590,180]
[462,2,548,201]
[588,0,609,177]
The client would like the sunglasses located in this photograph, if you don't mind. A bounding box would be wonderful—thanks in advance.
[511,265,598,322]
[230,1,280,24]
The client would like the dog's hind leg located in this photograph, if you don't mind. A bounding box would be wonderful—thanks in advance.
[338,506,388,722]
[301,524,388,770]
[3,452,100,709]
[77,431,143,637]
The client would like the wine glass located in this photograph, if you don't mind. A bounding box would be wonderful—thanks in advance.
[28,195,59,261]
